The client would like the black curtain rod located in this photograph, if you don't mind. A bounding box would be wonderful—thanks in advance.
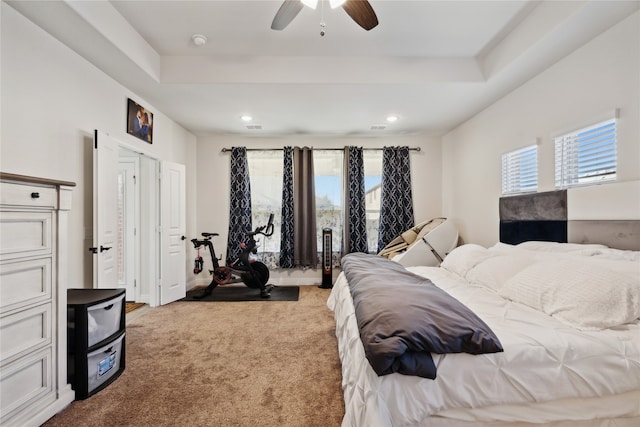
[220,146,421,153]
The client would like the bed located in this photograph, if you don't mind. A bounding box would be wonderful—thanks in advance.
[327,189,640,427]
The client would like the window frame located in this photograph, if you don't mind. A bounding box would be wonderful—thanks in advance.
[554,118,617,189]
[501,144,539,195]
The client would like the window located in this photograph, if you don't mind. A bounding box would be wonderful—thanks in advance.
[314,150,344,253]
[247,148,384,261]
[502,144,538,195]
[247,150,283,253]
[314,149,383,254]
[363,150,382,252]
[555,119,617,188]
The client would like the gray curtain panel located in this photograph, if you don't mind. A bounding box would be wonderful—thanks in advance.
[226,147,252,265]
[293,146,318,267]
[377,146,414,252]
[279,146,295,268]
[344,146,368,254]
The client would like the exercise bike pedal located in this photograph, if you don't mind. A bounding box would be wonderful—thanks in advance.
[260,284,274,299]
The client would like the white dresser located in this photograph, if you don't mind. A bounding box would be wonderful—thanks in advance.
[0,173,76,426]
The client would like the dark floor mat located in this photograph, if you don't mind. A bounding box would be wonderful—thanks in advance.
[181,285,299,302]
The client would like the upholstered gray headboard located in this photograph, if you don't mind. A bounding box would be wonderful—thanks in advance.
[499,181,640,251]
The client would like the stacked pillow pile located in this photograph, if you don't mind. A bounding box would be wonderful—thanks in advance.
[440,242,640,330]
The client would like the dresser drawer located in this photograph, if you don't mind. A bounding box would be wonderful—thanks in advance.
[0,211,53,260]
[86,332,125,396]
[0,182,57,209]
[0,303,51,363]
[0,347,54,425]
[0,258,52,311]
[86,294,125,347]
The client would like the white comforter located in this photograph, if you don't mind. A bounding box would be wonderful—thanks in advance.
[328,264,640,427]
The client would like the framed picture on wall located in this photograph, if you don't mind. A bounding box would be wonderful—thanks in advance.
[127,98,153,144]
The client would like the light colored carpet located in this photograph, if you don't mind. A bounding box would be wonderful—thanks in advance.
[44,286,345,426]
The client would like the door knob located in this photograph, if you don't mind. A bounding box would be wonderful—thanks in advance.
[100,245,112,252]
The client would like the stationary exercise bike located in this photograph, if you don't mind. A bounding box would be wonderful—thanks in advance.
[191,214,275,298]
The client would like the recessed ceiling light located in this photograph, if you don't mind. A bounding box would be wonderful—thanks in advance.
[386,115,399,123]
[241,115,253,122]
[191,34,207,47]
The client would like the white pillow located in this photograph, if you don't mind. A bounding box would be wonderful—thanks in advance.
[588,248,640,263]
[440,244,493,277]
[499,259,640,330]
[491,242,640,273]
[488,242,519,253]
[516,241,608,253]
[466,254,537,292]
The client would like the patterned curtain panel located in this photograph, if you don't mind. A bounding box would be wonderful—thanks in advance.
[344,146,368,253]
[226,147,252,265]
[293,147,318,267]
[377,146,414,252]
[279,146,295,268]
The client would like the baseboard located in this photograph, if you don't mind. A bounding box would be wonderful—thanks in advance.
[190,272,341,288]
[18,385,74,427]
[138,293,151,305]
[270,277,319,286]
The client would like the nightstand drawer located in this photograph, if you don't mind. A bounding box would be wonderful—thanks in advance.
[86,332,125,396]
[86,294,125,347]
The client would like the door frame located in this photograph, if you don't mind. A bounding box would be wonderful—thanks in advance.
[117,155,141,302]
[116,140,161,307]
[94,132,187,307]
[95,133,161,307]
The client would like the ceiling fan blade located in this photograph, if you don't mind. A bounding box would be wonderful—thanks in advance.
[271,0,304,30]
[342,0,378,31]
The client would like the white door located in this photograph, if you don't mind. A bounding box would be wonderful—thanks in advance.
[93,130,120,289]
[160,161,186,304]
[117,157,140,300]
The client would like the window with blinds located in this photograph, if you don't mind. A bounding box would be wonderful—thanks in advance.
[554,118,617,188]
[502,144,538,195]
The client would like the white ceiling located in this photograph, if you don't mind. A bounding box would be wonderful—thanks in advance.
[7,0,639,137]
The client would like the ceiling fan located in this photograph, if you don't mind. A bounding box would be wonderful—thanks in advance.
[271,0,378,32]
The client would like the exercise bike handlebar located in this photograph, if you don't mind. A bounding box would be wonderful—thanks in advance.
[247,213,274,237]
[191,237,213,249]
[193,214,274,245]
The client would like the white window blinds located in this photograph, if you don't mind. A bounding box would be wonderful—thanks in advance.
[502,144,538,195]
[554,119,617,188]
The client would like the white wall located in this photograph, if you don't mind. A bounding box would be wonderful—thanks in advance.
[194,134,441,285]
[0,4,198,289]
[6,3,634,289]
[442,11,640,247]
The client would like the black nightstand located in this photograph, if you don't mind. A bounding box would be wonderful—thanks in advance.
[67,288,126,400]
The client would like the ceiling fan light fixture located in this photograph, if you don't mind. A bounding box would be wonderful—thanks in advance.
[329,0,346,8]
[301,0,318,10]
[386,115,399,123]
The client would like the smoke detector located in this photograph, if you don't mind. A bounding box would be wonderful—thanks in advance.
[191,34,207,47]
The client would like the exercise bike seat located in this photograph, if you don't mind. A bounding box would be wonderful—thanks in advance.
[201,232,219,238]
